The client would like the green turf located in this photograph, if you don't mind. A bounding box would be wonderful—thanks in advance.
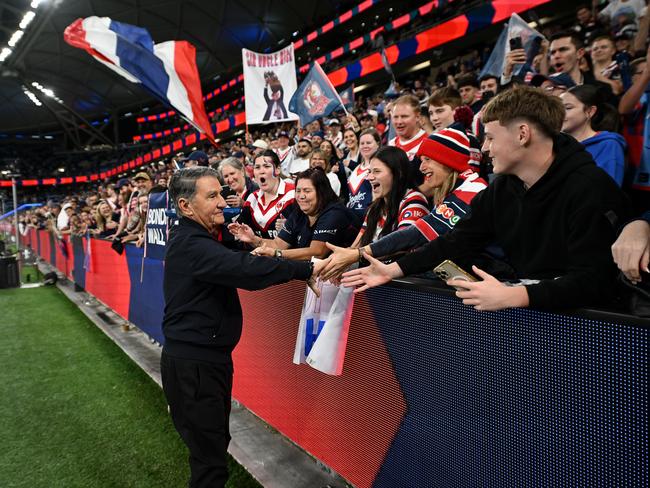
[0,287,261,488]
[19,264,41,284]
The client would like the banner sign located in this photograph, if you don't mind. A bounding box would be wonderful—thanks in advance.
[242,44,299,124]
[144,191,170,260]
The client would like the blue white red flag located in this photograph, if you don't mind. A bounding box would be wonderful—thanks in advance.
[64,17,215,142]
[288,62,346,126]
[338,84,355,110]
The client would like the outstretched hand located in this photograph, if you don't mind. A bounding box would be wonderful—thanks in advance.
[449,265,529,311]
[250,245,275,257]
[228,222,256,244]
[320,242,359,281]
[340,252,402,293]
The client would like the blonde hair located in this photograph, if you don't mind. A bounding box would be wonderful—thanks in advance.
[431,171,459,206]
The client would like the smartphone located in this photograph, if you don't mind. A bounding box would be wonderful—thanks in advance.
[509,36,523,51]
[220,185,237,199]
[433,260,478,290]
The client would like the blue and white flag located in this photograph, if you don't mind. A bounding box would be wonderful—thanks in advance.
[288,62,346,126]
[339,84,355,110]
[293,280,355,376]
[480,13,545,80]
[64,17,215,142]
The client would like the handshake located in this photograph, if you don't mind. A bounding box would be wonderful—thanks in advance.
[309,243,400,296]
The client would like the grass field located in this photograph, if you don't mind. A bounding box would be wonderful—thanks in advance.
[0,286,261,488]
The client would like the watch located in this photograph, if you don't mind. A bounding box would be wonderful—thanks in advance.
[274,248,283,258]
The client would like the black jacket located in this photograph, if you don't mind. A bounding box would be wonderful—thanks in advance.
[162,217,311,362]
[397,134,631,311]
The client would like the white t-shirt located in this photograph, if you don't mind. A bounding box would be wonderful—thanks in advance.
[286,157,310,177]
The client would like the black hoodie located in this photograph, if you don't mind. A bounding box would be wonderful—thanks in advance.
[397,133,631,311]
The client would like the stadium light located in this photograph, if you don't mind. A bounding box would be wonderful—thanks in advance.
[22,88,42,106]
[19,11,36,29]
[31,0,45,8]
[0,48,12,62]
[8,31,24,48]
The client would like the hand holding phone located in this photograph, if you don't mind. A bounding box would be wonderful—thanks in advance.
[433,260,478,290]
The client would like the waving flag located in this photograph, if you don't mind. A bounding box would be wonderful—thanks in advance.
[480,13,545,80]
[289,62,346,126]
[64,17,215,142]
[338,84,355,110]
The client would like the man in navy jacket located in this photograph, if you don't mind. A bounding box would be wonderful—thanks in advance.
[162,167,318,487]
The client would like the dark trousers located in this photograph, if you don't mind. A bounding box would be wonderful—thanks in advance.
[161,352,233,488]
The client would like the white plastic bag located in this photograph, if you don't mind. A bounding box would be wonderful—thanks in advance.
[293,280,355,375]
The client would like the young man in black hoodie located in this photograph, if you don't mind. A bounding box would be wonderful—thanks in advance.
[339,85,630,312]
[161,167,322,487]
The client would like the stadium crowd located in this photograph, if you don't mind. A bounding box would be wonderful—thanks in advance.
[13,1,650,313]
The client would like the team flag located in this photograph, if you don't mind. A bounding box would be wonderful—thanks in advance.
[288,62,346,126]
[339,84,355,110]
[64,17,215,142]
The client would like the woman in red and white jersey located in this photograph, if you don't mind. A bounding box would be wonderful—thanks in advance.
[354,146,429,248]
[237,150,296,239]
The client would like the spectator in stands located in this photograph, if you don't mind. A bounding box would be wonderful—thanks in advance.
[355,146,429,248]
[285,139,311,177]
[319,139,342,166]
[359,112,375,130]
[156,176,168,188]
[549,31,612,96]
[217,157,258,208]
[457,75,483,113]
[57,202,73,231]
[326,119,344,150]
[590,35,624,94]
[182,151,209,168]
[347,128,380,219]
[532,72,577,96]
[612,211,650,284]
[274,131,294,174]
[322,127,488,280]
[575,4,604,45]
[310,130,325,150]
[428,87,461,131]
[338,86,631,312]
[104,183,119,211]
[388,94,428,161]
[618,47,650,197]
[309,149,341,196]
[237,150,296,239]
[342,128,360,168]
[413,79,430,106]
[94,200,119,238]
[229,168,358,260]
[479,74,500,97]
[561,84,626,186]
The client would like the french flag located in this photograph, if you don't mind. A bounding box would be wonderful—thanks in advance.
[64,17,215,143]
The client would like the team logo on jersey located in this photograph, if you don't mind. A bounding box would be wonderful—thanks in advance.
[435,203,461,225]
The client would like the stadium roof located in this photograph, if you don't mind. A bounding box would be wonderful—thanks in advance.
[0,0,350,132]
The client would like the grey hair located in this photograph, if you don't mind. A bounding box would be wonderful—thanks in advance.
[168,167,220,214]
[217,157,245,177]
